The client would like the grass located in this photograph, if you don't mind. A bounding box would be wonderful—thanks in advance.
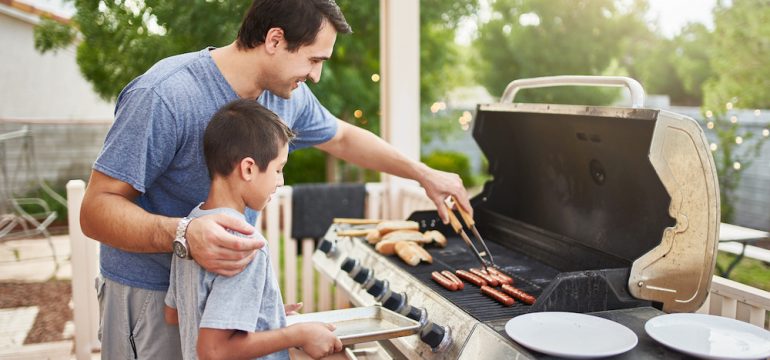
[715,252,770,292]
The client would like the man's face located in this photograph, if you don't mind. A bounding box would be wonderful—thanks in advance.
[266,20,338,99]
[248,143,288,211]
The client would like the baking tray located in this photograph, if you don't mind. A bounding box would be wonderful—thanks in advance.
[285,305,420,345]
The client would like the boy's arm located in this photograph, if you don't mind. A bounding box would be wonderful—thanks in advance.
[164,305,179,325]
[197,323,341,360]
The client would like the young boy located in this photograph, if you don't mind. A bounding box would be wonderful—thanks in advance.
[165,99,342,360]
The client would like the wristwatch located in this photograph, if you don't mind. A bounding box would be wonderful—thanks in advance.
[173,217,193,260]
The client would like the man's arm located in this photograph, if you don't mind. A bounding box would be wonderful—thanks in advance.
[197,323,342,360]
[80,170,262,276]
[316,120,472,223]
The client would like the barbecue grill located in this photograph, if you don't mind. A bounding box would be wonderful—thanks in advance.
[313,76,719,359]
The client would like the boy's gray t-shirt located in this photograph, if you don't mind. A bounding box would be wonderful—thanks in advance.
[166,205,288,360]
[94,47,338,290]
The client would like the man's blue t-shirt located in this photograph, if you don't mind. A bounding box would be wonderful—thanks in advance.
[94,48,338,290]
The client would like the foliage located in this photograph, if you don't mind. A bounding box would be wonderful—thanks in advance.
[701,111,769,222]
[703,0,770,111]
[421,151,475,187]
[472,0,653,105]
[284,148,326,185]
[716,253,770,292]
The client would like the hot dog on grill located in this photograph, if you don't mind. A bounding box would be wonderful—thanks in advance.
[469,268,499,287]
[441,270,464,290]
[501,284,536,305]
[431,271,458,291]
[486,267,514,285]
[455,270,487,287]
[480,285,514,306]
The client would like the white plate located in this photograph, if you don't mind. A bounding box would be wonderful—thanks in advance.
[505,312,638,359]
[645,313,770,360]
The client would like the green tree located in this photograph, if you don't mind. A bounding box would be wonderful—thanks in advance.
[473,0,652,105]
[703,0,770,111]
[35,1,478,183]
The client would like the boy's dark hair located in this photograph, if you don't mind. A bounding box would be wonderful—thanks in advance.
[204,99,295,179]
[236,0,352,52]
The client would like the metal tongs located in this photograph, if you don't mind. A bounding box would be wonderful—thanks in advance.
[443,196,497,270]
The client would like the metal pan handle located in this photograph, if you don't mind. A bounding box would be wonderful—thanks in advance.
[500,76,645,108]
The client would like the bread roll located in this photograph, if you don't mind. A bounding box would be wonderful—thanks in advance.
[395,241,433,266]
[381,229,428,244]
[376,220,419,236]
[375,238,404,255]
[366,229,381,244]
[423,230,447,248]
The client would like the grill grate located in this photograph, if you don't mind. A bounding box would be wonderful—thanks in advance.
[378,233,560,323]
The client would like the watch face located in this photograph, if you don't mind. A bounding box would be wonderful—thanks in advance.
[173,240,188,259]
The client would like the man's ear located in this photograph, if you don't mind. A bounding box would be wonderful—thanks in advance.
[240,157,257,180]
[264,27,284,54]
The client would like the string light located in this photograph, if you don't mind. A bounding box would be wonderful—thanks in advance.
[707,122,714,129]
[354,109,363,118]
[754,109,761,116]
[371,74,380,82]
[735,136,743,144]
[730,116,738,123]
[710,143,718,151]
[705,110,713,118]
[763,129,769,137]
[726,102,733,110]
[733,162,741,170]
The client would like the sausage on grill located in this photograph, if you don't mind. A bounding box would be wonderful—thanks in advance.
[455,270,487,287]
[469,268,500,287]
[481,285,514,306]
[501,284,536,305]
[431,271,458,291]
[486,267,514,285]
[441,270,464,290]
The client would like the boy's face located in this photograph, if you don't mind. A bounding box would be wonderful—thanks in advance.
[248,143,289,211]
[263,20,337,99]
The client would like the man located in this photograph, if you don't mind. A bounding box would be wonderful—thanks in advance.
[81,0,471,358]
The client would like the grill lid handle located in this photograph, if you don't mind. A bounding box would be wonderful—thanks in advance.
[500,76,646,108]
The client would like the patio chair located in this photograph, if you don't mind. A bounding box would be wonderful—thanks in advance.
[0,126,63,272]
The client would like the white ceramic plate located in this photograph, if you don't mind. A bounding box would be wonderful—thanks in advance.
[505,312,638,359]
[645,313,770,360]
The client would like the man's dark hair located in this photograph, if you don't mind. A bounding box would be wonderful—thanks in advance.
[236,0,352,52]
[204,99,295,179]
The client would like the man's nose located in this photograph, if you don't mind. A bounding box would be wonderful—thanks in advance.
[308,63,323,83]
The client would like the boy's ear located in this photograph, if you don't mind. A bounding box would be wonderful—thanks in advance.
[240,157,257,180]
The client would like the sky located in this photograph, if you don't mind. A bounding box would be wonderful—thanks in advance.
[23,0,716,40]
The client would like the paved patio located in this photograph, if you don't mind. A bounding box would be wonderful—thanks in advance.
[0,235,99,359]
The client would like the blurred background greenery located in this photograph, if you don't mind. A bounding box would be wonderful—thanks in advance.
[34,0,770,214]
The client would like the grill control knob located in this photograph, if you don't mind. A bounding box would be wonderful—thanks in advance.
[405,306,428,328]
[340,257,357,273]
[381,291,407,313]
[365,279,387,298]
[420,322,452,353]
[318,238,336,255]
[352,267,372,284]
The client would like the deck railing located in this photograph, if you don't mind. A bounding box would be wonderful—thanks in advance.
[65,181,769,360]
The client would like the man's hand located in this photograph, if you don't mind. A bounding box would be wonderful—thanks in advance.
[285,302,303,316]
[418,165,472,224]
[186,214,264,277]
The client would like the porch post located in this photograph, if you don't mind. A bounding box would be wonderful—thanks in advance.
[380,0,420,218]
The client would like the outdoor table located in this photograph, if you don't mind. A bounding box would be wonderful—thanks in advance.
[717,222,770,278]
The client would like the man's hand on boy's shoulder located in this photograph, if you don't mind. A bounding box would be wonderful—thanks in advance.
[187,213,264,276]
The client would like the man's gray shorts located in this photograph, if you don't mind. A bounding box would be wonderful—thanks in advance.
[96,275,182,359]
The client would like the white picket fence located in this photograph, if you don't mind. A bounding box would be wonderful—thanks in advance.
[64,180,770,360]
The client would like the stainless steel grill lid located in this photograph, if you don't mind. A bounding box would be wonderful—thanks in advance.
[469,77,719,312]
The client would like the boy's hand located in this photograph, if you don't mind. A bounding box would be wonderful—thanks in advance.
[285,302,303,315]
[293,322,342,359]
[187,213,264,277]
